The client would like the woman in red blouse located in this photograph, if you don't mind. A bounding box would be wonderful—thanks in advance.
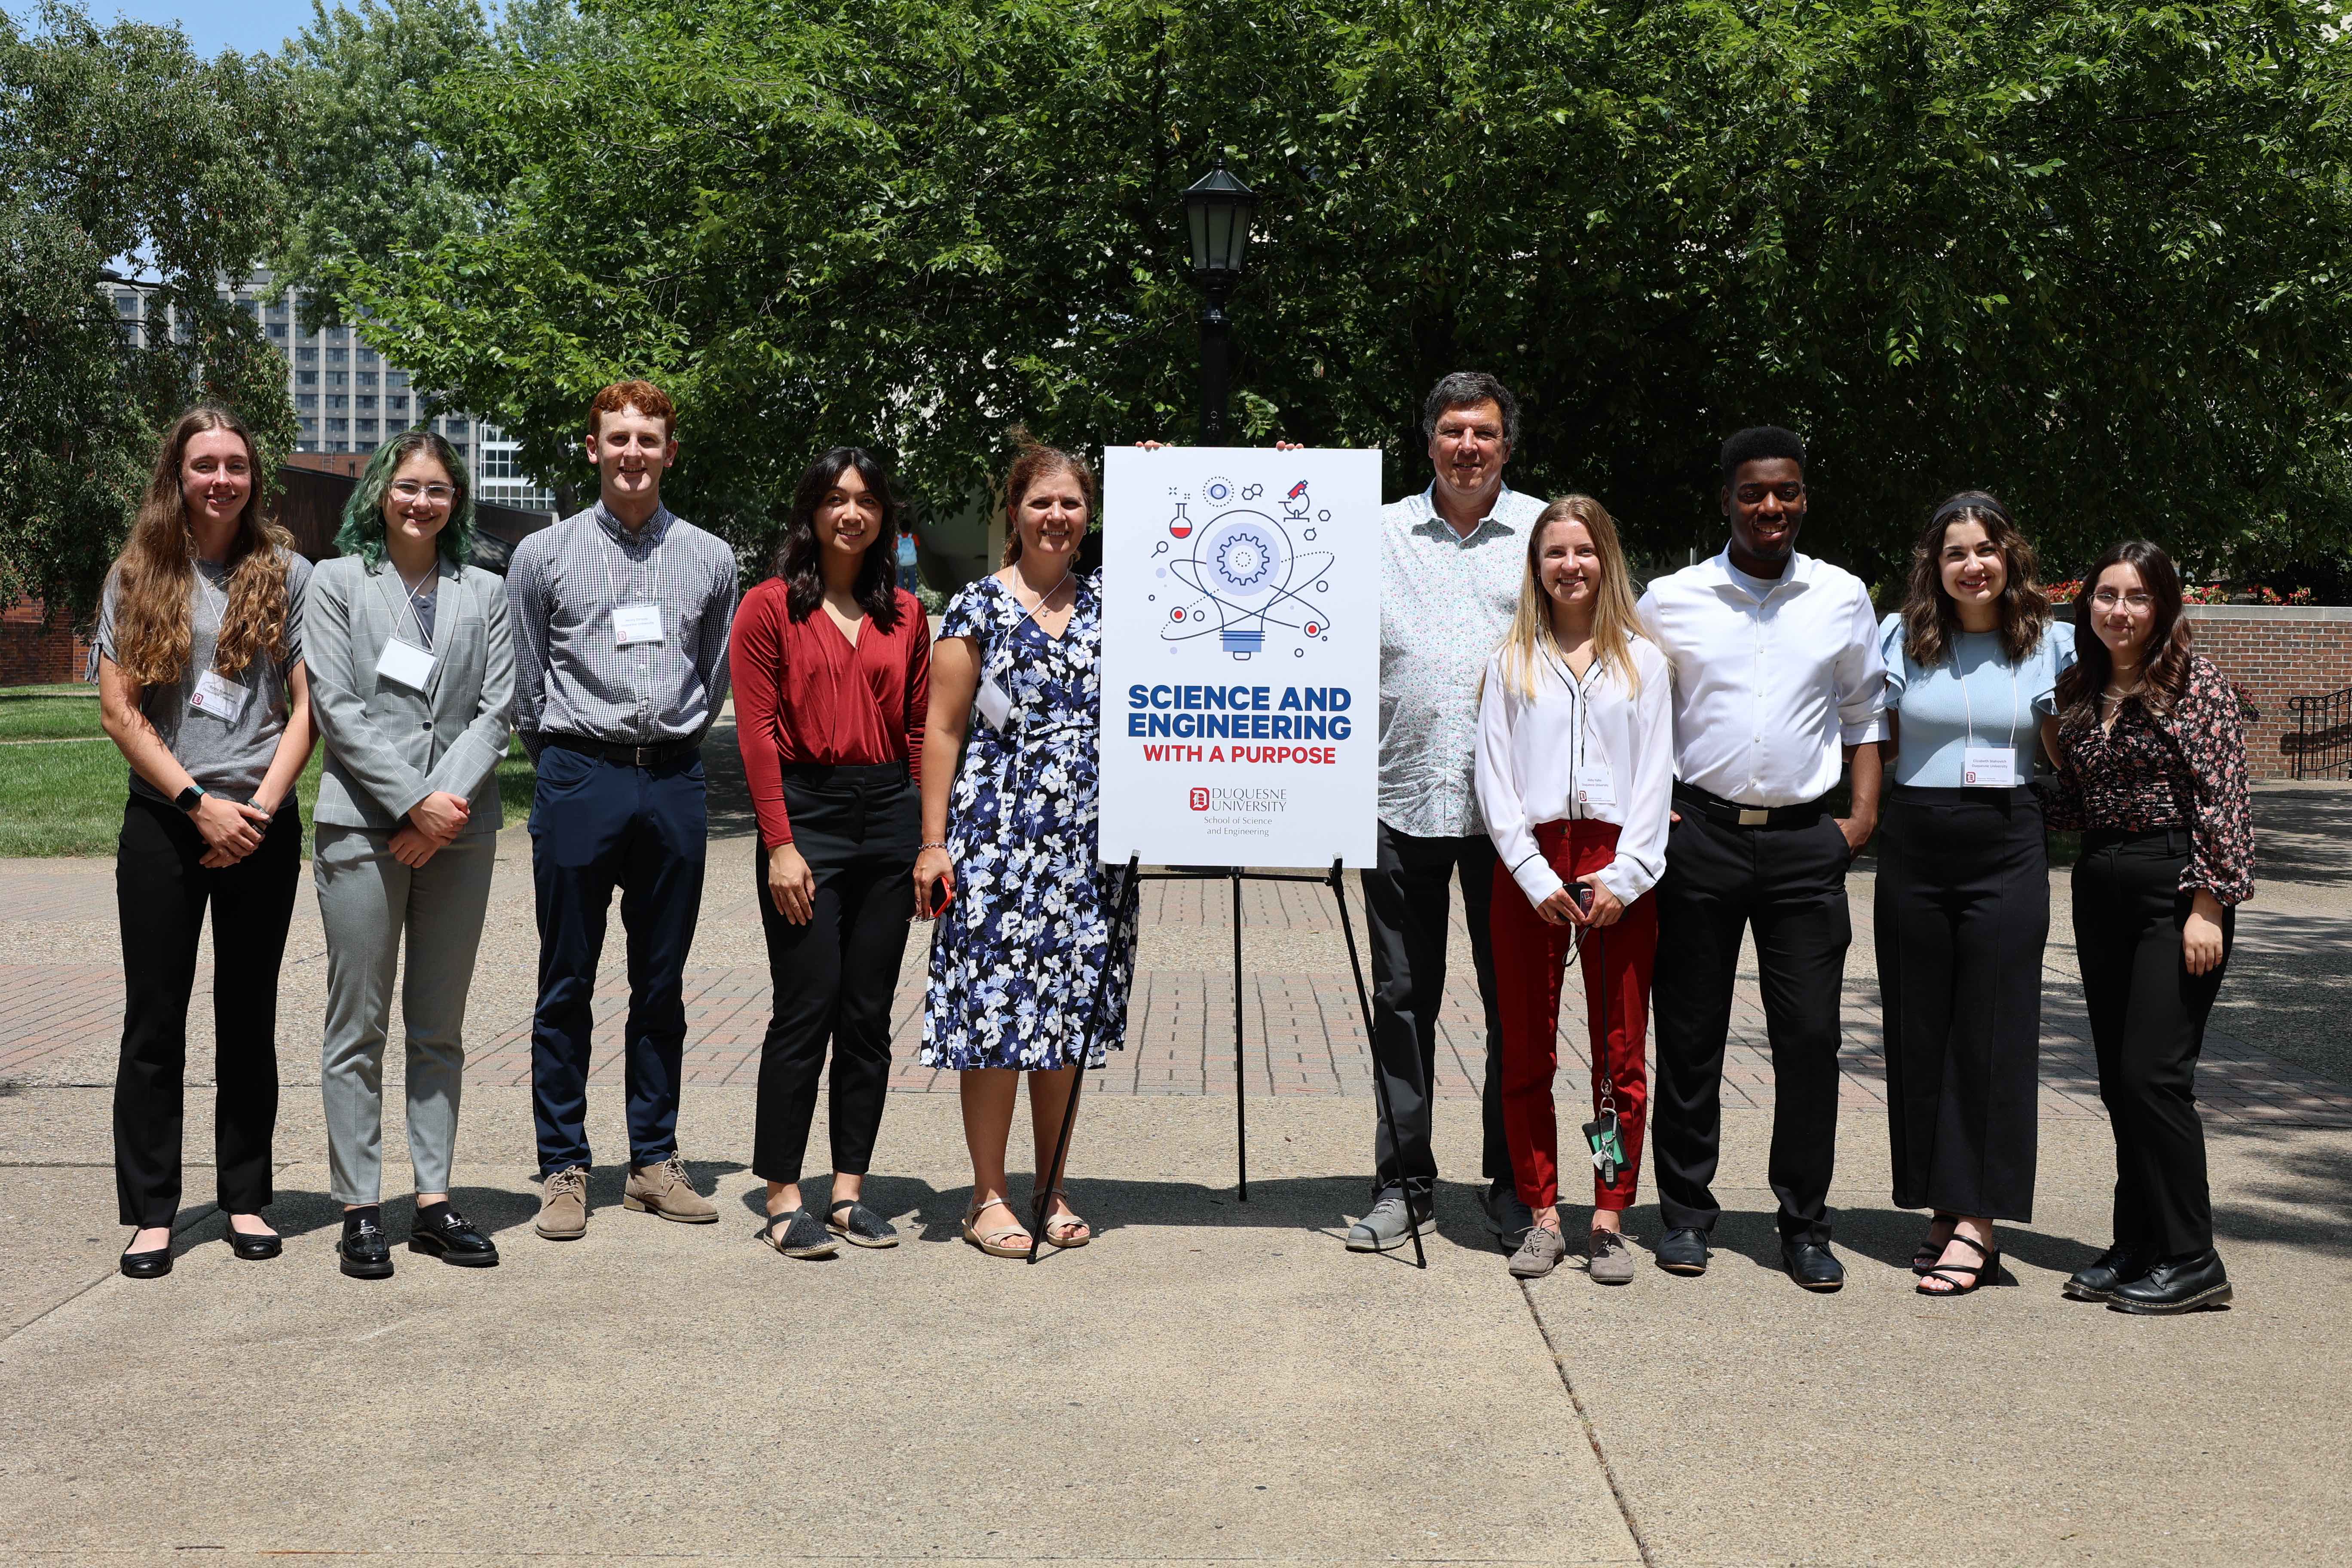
[2044,539,2251,1314]
[731,448,930,1259]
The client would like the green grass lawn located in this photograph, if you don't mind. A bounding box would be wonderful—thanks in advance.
[0,688,536,858]
[0,684,105,741]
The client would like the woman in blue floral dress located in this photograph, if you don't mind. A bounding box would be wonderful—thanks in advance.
[913,440,1137,1257]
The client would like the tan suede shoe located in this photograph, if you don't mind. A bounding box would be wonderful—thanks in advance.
[536,1165,589,1240]
[624,1155,718,1223]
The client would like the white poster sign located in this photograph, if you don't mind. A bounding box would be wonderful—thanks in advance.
[1098,446,1381,868]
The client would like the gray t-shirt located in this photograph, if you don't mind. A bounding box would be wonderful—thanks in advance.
[94,551,312,804]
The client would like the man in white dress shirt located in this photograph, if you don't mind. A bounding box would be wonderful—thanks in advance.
[1348,372,1545,1253]
[1634,426,1887,1291]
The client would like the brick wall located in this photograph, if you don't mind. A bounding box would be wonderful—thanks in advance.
[2180,606,2352,779]
[0,601,90,686]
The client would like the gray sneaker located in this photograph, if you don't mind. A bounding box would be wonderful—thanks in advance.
[1345,1194,1434,1253]
[1587,1228,1636,1285]
[1508,1225,1568,1278]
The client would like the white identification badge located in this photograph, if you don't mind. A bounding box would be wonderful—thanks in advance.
[612,601,665,647]
[975,674,1014,732]
[376,636,436,692]
[1574,762,1618,810]
[1962,747,2017,789]
[189,669,249,721]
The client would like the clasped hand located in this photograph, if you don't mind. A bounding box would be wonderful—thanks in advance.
[1534,875,1622,928]
[194,794,273,869]
[391,791,471,867]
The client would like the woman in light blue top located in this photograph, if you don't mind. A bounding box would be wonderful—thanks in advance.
[1873,492,2075,1298]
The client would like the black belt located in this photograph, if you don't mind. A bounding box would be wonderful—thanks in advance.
[2081,827,2191,854]
[543,732,699,769]
[1672,782,1828,830]
[1888,783,2040,807]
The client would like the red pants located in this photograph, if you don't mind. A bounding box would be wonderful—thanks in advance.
[1491,820,1658,1212]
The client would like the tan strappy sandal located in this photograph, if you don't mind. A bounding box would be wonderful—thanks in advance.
[962,1197,1032,1259]
[1036,1188,1091,1249]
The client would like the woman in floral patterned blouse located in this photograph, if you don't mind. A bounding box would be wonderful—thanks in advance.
[2043,539,2252,1315]
[913,439,1138,1259]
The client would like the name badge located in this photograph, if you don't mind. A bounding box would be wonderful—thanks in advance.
[1574,762,1617,810]
[189,669,249,721]
[377,635,437,692]
[612,601,665,647]
[975,674,1014,732]
[1962,747,2017,789]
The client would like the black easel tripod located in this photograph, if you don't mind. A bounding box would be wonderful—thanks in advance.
[1027,854,1427,1269]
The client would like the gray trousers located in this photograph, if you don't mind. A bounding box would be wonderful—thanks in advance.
[315,825,497,1204]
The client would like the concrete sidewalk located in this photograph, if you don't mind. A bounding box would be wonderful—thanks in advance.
[3,774,2351,1564]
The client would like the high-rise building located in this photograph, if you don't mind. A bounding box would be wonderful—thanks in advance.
[108,272,557,516]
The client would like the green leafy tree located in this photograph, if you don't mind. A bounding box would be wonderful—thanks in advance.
[0,2,297,621]
[325,0,2352,590]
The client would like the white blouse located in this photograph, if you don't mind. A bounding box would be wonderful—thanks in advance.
[1474,634,1675,909]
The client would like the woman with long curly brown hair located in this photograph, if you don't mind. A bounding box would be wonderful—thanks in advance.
[1874,492,2074,1298]
[95,404,315,1280]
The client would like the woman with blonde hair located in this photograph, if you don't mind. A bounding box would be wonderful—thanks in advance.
[1474,495,1672,1282]
[95,405,315,1279]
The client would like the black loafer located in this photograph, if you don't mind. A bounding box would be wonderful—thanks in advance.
[2062,1243,2150,1303]
[1781,1237,1846,1292]
[227,1228,282,1261]
[119,1244,172,1280]
[1655,1227,1710,1275]
[338,1210,395,1280]
[2108,1249,2232,1315]
[408,1204,499,1268]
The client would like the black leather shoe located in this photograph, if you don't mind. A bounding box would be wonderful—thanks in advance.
[408,1204,499,1268]
[226,1223,282,1261]
[119,1244,172,1280]
[1781,1237,1846,1292]
[2062,1243,2150,1303]
[338,1209,395,1280]
[2107,1249,2232,1315]
[1655,1227,1710,1275]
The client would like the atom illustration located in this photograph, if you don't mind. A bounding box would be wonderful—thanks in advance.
[1160,479,1339,661]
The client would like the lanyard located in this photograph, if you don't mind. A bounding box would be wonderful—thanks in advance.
[597,518,665,616]
[1954,639,2021,753]
[991,567,1074,683]
[392,563,435,649]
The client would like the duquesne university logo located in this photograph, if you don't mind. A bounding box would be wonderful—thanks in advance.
[1189,787,1288,814]
[1189,788,1210,811]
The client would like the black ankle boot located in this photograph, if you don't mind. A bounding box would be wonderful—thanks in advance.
[2107,1249,2231,1315]
[339,1205,393,1280]
[2062,1243,2151,1303]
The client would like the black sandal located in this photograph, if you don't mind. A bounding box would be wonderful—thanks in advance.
[826,1199,900,1249]
[1911,1212,1957,1275]
[755,1208,839,1260]
[1916,1232,2001,1297]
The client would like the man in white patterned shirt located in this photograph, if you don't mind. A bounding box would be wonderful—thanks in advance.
[1349,372,1546,1253]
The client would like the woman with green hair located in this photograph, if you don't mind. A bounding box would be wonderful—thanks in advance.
[304,429,515,1280]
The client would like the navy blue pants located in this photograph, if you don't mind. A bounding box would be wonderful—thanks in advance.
[528,744,708,1175]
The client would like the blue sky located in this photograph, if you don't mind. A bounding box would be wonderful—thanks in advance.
[28,1,322,56]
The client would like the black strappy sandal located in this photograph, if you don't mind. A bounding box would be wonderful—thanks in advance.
[1911,1213,1957,1275]
[1916,1232,2002,1297]
[755,1208,839,1260]
[826,1200,900,1249]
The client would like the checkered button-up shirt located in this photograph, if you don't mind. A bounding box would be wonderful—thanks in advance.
[1378,481,1547,838]
[505,501,739,759]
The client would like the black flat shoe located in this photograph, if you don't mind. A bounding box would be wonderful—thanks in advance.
[408,1204,499,1268]
[119,1244,172,1280]
[1654,1226,1710,1276]
[2107,1249,2232,1315]
[1915,1233,2003,1297]
[826,1200,900,1249]
[226,1228,282,1261]
[338,1209,395,1280]
[1781,1237,1846,1292]
[2062,1243,2151,1303]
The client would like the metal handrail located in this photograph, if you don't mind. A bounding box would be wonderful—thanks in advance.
[2288,686,2352,780]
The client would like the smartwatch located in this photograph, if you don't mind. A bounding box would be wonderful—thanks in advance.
[174,784,207,814]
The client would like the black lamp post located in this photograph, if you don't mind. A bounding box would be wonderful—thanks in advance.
[1180,156,1259,444]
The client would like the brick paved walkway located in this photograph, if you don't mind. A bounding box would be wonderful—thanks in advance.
[6,821,2350,1128]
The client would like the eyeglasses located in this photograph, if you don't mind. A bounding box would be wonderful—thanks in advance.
[2090,588,2153,610]
[1735,483,1807,505]
[392,481,456,504]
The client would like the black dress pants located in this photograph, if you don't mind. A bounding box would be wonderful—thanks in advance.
[752,765,918,1187]
[1874,786,2047,1222]
[1360,823,1511,1205]
[1651,805,1853,1242]
[113,793,301,1228]
[2073,830,2233,1259]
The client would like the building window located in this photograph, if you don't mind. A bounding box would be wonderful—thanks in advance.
[357,348,380,368]
[328,346,348,364]
[267,322,287,339]
[385,396,410,419]
[297,371,317,386]
[297,346,318,364]
[297,394,318,411]
[385,371,408,391]
[327,371,347,389]
[328,395,348,411]
[356,372,377,390]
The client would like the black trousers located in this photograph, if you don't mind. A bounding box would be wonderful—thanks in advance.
[1874,786,2047,1222]
[1360,823,1511,1204]
[2073,830,2233,1259]
[113,794,301,1228]
[752,765,918,1187]
[1651,804,1853,1242]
